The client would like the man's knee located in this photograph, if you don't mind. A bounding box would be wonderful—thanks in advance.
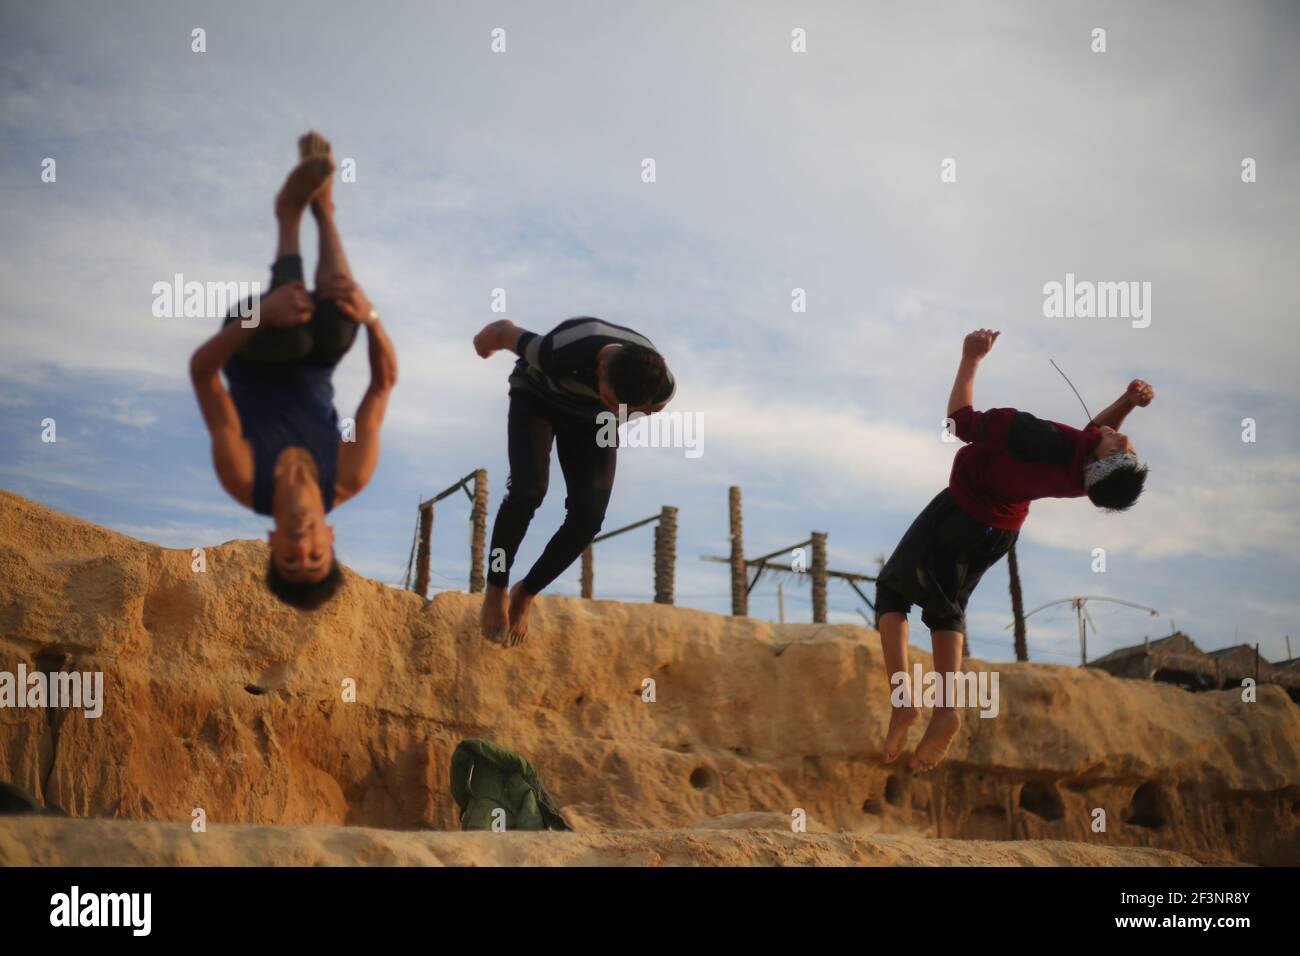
[502,480,548,515]
[564,499,608,540]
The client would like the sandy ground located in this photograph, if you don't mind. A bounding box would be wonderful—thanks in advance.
[0,815,1200,867]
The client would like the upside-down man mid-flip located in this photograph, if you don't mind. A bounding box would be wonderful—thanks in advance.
[189,132,398,610]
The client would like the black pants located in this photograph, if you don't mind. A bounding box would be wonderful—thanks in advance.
[874,488,1017,634]
[486,389,617,594]
[223,254,357,366]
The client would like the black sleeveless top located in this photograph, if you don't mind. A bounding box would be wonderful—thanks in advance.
[224,357,339,516]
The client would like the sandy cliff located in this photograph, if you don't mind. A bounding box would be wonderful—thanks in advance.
[0,490,1296,865]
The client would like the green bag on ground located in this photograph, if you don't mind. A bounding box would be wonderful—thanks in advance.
[449,738,572,832]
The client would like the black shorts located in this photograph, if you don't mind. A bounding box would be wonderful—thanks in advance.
[874,488,1017,634]
[222,254,358,367]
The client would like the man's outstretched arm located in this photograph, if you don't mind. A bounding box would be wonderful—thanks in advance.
[948,328,999,417]
[336,286,397,505]
[1090,379,1155,429]
[473,318,532,360]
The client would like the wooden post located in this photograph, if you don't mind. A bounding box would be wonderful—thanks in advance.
[811,531,828,624]
[469,468,488,594]
[654,506,677,605]
[1007,542,1028,662]
[729,486,747,617]
[1076,599,1087,667]
[777,582,785,624]
[581,545,594,599]
[414,502,434,597]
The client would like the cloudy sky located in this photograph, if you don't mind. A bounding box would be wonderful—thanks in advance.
[2,0,1297,666]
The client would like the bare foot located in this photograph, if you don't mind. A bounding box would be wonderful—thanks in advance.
[506,582,536,646]
[274,131,333,220]
[298,130,330,161]
[910,708,962,772]
[275,155,333,221]
[299,131,336,219]
[480,583,508,645]
[882,705,920,763]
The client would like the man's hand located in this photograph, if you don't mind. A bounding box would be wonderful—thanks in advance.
[262,282,315,328]
[1092,379,1153,429]
[1126,379,1155,407]
[962,328,1000,361]
[474,319,520,358]
[321,276,375,325]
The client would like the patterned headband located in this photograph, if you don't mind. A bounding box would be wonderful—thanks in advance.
[1084,451,1145,489]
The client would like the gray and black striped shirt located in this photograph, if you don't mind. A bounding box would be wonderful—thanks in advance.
[509,317,676,418]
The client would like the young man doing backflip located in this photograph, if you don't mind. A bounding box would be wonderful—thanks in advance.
[875,329,1153,771]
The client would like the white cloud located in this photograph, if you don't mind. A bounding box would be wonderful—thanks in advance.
[1,0,1298,648]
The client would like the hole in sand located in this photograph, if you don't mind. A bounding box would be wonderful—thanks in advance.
[34,651,67,673]
[1125,783,1167,830]
[1019,780,1065,821]
[244,684,267,696]
[862,798,882,814]
[884,774,904,806]
[689,766,716,790]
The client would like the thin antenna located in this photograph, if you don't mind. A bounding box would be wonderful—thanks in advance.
[1050,359,1094,423]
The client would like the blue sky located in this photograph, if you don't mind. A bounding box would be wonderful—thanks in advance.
[2,1,1298,666]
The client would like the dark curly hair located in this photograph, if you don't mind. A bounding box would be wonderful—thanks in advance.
[605,344,668,408]
[1087,466,1148,512]
[266,553,345,610]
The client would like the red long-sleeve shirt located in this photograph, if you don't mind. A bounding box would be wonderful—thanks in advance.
[947,405,1102,531]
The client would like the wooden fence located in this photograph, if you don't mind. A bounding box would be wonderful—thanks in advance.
[703,485,875,624]
[581,505,678,604]
[403,468,488,598]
